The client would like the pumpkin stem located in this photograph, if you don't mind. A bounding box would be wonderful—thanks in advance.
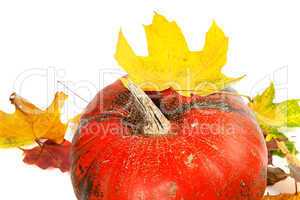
[126,80,170,135]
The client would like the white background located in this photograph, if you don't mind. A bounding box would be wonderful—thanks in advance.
[0,0,300,199]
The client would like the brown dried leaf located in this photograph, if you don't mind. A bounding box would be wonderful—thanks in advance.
[263,193,300,200]
[267,166,289,186]
[22,139,71,172]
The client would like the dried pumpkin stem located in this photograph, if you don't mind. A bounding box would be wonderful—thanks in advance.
[126,80,170,135]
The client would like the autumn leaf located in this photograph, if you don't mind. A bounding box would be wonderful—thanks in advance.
[267,166,289,186]
[277,141,300,182]
[249,82,300,155]
[263,193,300,200]
[22,139,71,172]
[69,113,82,134]
[0,92,68,148]
[249,82,300,129]
[266,133,297,164]
[115,13,244,97]
[249,82,300,187]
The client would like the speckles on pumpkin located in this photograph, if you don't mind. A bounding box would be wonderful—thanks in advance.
[184,154,197,168]
[167,182,178,198]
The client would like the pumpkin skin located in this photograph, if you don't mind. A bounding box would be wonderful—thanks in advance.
[71,79,267,200]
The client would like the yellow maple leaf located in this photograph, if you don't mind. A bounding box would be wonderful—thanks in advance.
[69,113,82,134]
[249,82,300,128]
[0,92,68,148]
[115,13,244,96]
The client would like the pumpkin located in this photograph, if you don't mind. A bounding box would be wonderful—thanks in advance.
[70,79,267,200]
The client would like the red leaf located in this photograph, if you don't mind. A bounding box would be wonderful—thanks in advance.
[22,140,71,172]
